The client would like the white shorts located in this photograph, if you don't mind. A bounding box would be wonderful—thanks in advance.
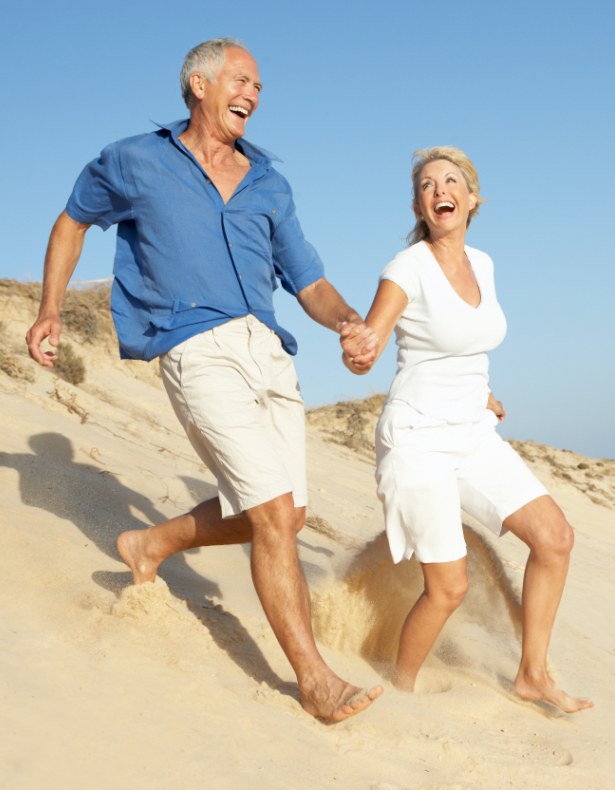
[375,403,548,564]
[159,316,307,518]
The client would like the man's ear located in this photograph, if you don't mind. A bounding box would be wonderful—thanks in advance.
[189,72,207,101]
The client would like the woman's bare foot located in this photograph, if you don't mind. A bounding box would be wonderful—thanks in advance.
[392,666,416,693]
[515,670,593,713]
[117,529,161,584]
[300,677,383,723]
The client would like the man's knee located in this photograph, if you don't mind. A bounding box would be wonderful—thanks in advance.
[247,493,298,538]
[245,495,306,543]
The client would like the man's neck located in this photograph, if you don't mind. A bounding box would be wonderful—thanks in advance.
[179,116,251,204]
[179,120,240,169]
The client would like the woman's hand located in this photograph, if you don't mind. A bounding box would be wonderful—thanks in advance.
[487,392,506,421]
[339,322,378,373]
[341,279,409,376]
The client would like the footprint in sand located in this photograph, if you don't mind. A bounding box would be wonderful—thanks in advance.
[504,737,573,766]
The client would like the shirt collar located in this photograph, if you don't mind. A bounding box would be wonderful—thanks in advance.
[153,119,282,165]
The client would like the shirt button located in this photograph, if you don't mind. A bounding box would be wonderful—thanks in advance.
[271,209,277,214]
[229,242,233,248]
[191,302,196,307]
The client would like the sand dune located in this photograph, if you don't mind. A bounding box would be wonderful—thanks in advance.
[1,281,614,789]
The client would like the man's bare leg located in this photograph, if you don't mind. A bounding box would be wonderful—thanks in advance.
[394,558,468,691]
[117,494,383,721]
[246,493,382,721]
[117,497,258,584]
[504,495,593,713]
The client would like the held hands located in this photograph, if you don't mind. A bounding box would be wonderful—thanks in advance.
[338,321,379,374]
[25,314,63,367]
[487,392,506,421]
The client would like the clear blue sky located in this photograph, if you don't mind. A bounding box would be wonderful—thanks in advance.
[1,0,613,458]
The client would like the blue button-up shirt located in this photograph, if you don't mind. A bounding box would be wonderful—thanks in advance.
[66,119,325,360]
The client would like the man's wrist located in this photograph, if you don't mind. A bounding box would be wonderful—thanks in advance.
[337,312,363,331]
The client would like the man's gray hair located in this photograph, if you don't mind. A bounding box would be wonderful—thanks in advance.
[180,38,248,109]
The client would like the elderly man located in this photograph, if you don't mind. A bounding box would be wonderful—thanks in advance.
[26,38,382,721]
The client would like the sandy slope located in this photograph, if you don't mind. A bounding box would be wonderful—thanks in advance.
[1,282,614,789]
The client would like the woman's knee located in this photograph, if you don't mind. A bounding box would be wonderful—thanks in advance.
[529,514,575,562]
[424,566,468,611]
[507,497,574,559]
[443,578,469,609]
[546,517,574,556]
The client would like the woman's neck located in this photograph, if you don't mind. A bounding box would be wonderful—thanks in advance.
[426,233,467,269]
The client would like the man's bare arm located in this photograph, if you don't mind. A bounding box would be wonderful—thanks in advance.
[25,211,91,366]
[296,277,362,329]
[296,277,378,366]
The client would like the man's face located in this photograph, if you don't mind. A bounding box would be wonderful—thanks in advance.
[201,47,262,142]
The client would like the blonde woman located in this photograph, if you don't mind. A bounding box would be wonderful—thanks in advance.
[345,147,592,713]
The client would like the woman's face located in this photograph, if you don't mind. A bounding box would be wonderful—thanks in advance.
[414,159,477,239]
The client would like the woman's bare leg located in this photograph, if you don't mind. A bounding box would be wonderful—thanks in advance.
[394,557,468,691]
[503,495,593,713]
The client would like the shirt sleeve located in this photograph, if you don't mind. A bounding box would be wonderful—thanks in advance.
[380,247,420,302]
[65,142,133,230]
[270,185,325,296]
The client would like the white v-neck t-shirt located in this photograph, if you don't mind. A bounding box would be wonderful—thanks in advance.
[380,240,507,425]
[375,241,547,564]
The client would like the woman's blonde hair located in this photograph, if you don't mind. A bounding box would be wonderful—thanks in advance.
[407,146,485,246]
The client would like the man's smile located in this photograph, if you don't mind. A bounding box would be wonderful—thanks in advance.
[229,104,250,117]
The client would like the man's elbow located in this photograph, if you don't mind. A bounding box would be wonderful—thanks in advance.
[296,277,327,304]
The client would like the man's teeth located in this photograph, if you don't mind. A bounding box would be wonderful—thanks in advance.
[229,105,249,117]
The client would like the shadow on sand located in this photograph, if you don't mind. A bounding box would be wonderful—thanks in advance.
[3,432,295,698]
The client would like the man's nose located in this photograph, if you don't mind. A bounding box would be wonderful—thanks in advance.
[244,83,259,102]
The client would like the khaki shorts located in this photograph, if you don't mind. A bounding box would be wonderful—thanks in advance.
[159,316,307,518]
[376,404,548,564]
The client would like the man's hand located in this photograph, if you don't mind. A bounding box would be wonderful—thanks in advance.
[26,313,63,367]
[338,321,378,373]
[295,278,379,373]
[24,211,90,367]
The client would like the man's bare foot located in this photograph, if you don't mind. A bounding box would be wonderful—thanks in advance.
[515,672,593,713]
[117,529,160,584]
[300,678,383,723]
